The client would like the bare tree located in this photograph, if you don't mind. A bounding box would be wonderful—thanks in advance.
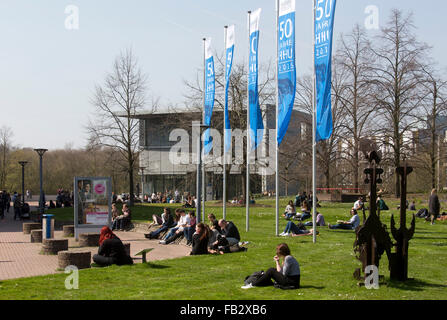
[413,64,447,189]
[369,9,429,197]
[335,25,376,190]
[88,48,155,205]
[0,126,13,189]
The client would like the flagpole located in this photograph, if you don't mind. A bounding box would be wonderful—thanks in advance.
[202,38,206,224]
[312,0,317,244]
[246,10,251,232]
[275,0,280,237]
[223,25,228,220]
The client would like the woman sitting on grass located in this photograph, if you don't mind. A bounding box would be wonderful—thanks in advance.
[294,200,311,221]
[92,226,133,267]
[283,200,297,220]
[328,208,360,230]
[190,222,210,255]
[242,243,300,289]
[184,211,197,246]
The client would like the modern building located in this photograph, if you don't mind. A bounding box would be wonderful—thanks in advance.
[133,105,312,199]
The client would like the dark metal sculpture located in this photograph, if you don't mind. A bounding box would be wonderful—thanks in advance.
[389,162,415,281]
[353,151,393,281]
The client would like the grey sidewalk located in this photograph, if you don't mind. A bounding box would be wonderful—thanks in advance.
[0,207,190,281]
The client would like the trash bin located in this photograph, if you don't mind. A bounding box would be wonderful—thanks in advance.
[42,214,54,239]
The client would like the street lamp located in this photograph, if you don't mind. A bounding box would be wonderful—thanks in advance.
[34,148,48,217]
[18,161,28,204]
[139,167,146,201]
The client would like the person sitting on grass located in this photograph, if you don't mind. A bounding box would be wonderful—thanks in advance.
[295,200,311,221]
[303,212,326,227]
[328,208,360,230]
[377,196,389,211]
[242,243,300,289]
[279,221,318,237]
[409,200,416,211]
[183,211,197,246]
[145,208,175,239]
[217,219,240,246]
[92,226,133,267]
[190,222,210,255]
[353,196,364,211]
[283,200,297,220]
[208,213,221,233]
[159,209,190,245]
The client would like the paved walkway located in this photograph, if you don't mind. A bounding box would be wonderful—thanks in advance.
[0,207,190,281]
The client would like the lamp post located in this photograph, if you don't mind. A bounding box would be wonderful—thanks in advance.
[18,161,28,204]
[34,149,48,217]
[139,166,146,201]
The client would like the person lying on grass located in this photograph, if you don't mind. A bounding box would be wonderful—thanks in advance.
[92,226,133,267]
[328,208,360,230]
[279,221,318,237]
[241,243,300,289]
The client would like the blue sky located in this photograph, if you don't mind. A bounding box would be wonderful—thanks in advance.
[0,0,445,149]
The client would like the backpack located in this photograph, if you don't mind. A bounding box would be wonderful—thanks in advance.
[244,271,264,285]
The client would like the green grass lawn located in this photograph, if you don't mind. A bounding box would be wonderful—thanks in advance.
[1,198,446,300]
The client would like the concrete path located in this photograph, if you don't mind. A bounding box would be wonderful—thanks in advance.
[0,207,190,281]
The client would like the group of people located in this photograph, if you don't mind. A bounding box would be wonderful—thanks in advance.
[111,203,132,231]
[144,208,244,255]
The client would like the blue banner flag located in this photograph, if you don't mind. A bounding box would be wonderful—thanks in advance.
[277,0,296,146]
[314,0,336,141]
[248,8,263,151]
[203,38,215,154]
[224,25,235,153]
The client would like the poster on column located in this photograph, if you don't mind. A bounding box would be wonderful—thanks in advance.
[74,176,112,239]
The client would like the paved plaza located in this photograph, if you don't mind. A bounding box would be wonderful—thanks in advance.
[0,207,190,281]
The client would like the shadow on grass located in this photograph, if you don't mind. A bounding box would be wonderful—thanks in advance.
[141,262,170,269]
[299,285,325,290]
[387,279,447,292]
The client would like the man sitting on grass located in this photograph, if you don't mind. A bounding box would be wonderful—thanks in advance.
[217,219,240,246]
[328,208,360,230]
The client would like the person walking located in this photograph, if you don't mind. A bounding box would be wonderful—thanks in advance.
[428,188,440,225]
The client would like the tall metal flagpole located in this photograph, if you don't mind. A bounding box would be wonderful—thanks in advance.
[202,37,206,223]
[275,0,280,236]
[312,0,317,244]
[246,11,251,232]
[223,26,228,220]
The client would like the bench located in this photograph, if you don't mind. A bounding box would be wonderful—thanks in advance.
[135,248,154,263]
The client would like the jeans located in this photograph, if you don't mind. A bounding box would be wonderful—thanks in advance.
[226,237,239,246]
[284,213,295,219]
[117,218,131,230]
[283,221,307,235]
[252,268,300,288]
[329,223,353,230]
[184,226,195,242]
[164,227,179,240]
[150,225,169,238]
[14,207,21,220]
